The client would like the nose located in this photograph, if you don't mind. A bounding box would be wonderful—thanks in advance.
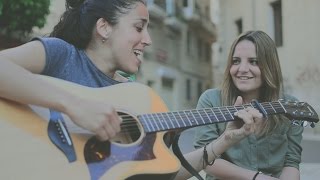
[238,61,249,72]
[142,30,152,47]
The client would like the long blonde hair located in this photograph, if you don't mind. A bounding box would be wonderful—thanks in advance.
[221,30,284,134]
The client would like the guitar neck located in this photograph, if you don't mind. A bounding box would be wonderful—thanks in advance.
[139,101,286,133]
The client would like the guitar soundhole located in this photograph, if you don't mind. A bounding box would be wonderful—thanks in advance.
[111,112,141,144]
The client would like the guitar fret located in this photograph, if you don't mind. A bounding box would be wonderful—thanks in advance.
[202,109,213,123]
[179,111,192,127]
[217,108,227,121]
[194,110,206,125]
[150,114,161,131]
[235,105,244,111]
[185,111,198,126]
[173,112,183,128]
[155,113,165,130]
[206,108,219,123]
[145,114,156,132]
[139,115,151,132]
[276,101,286,113]
[228,106,237,116]
[163,113,174,129]
[190,110,201,125]
[266,102,276,113]
[160,113,170,130]
[198,109,211,124]
[168,112,180,128]
[181,111,189,127]
[225,107,235,120]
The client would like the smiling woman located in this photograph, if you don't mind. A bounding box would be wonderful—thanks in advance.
[0,0,150,145]
[194,30,303,180]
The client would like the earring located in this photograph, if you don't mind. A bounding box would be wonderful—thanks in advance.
[102,38,106,43]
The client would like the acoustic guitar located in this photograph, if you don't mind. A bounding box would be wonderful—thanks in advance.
[0,76,318,180]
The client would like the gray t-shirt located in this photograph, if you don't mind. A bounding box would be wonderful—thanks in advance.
[34,37,120,87]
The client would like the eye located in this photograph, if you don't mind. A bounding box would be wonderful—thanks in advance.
[249,59,258,65]
[232,58,240,65]
[136,26,143,32]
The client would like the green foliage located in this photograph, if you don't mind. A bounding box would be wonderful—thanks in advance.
[0,0,51,35]
[0,1,3,16]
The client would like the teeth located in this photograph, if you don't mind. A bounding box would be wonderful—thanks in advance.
[239,77,251,80]
[133,50,142,56]
[133,50,143,62]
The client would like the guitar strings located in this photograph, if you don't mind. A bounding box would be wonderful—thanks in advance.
[115,102,297,134]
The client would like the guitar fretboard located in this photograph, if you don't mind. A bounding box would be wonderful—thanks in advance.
[138,101,286,133]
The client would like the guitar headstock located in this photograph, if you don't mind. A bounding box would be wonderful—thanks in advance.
[279,100,319,124]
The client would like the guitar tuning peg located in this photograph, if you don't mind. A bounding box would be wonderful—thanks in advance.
[291,120,313,128]
[291,120,300,126]
[310,122,316,128]
[298,121,316,128]
[302,121,309,127]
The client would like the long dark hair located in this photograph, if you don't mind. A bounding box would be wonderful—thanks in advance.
[50,0,146,49]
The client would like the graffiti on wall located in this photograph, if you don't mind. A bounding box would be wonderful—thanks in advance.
[296,66,320,85]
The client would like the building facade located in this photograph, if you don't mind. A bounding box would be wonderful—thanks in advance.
[211,0,320,133]
[141,0,216,110]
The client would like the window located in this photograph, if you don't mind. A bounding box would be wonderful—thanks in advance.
[183,0,188,7]
[154,0,166,10]
[271,0,283,46]
[162,77,174,89]
[198,38,203,59]
[205,43,211,62]
[166,0,175,16]
[187,30,191,56]
[235,18,243,35]
[186,79,191,100]
[205,6,210,19]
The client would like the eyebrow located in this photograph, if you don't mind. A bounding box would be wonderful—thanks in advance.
[135,18,149,28]
[138,18,148,24]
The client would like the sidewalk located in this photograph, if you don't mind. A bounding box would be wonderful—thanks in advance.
[300,163,320,180]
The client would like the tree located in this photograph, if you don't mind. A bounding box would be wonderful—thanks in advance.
[0,0,51,37]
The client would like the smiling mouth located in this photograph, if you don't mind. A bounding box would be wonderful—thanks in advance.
[133,50,143,62]
[237,76,253,80]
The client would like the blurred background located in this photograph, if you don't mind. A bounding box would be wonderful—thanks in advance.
[1,0,319,179]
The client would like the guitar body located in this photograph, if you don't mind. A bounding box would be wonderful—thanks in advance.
[0,76,180,180]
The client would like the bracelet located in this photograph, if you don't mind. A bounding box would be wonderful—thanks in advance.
[202,143,219,168]
[210,143,220,160]
[252,171,262,180]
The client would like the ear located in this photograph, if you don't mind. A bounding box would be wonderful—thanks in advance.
[96,18,112,40]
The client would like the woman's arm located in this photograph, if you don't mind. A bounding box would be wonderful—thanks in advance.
[175,133,231,180]
[280,167,299,180]
[175,97,261,180]
[205,159,279,180]
[0,41,121,140]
